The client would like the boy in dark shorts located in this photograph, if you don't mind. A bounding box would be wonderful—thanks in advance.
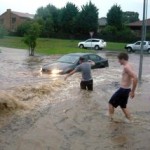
[108,53,138,122]
[65,57,95,91]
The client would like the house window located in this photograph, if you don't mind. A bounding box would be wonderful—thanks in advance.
[12,17,16,24]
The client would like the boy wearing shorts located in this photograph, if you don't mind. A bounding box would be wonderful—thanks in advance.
[109,53,138,122]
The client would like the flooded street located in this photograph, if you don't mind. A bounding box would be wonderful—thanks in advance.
[0,47,150,150]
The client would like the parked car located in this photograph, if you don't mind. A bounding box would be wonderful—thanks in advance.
[78,38,107,50]
[42,53,109,74]
[125,41,150,53]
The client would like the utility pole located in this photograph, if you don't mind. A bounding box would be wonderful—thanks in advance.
[89,31,94,50]
[138,0,147,82]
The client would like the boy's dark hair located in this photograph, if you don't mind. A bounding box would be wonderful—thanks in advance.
[118,53,129,61]
[79,57,85,62]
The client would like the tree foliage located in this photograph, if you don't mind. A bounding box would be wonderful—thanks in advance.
[123,11,139,24]
[16,21,32,37]
[46,4,60,32]
[24,22,41,56]
[101,25,137,42]
[76,1,99,35]
[35,6,53,37]
[34,2,98,38]
[102,5,138,42]
[107,4,123,30]
[60,2,79,34]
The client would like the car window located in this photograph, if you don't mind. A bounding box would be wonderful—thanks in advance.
[57,55,79,64]
[86,39,92,42]
[149,41,150,45]
[82,55,89,61]
[135,42,141,45]
[89,55,101,61]
[142,42,146,45]
[92,40,99,42]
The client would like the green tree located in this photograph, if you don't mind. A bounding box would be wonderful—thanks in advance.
[16,21,32,37]
[123,11,139,24]
[107,4,123,30]
[60,2,79,34]
[101,25,117,35]
[76,1,99,35]
[24,22,41,56]
[35,6,53,37]
[101,25,136,42]
[46,4,60,32]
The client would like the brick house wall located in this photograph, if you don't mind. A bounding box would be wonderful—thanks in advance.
[0,9,34,32]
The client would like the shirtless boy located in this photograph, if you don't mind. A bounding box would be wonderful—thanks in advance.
[109,53,138,122]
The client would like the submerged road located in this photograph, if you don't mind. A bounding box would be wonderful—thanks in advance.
[0,47,150,150]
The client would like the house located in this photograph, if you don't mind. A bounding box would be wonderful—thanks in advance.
[98,17,107,32]
[0,9,34,32]
[127,18,150,36]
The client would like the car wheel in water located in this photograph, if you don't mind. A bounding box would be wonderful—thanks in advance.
[79,44,84,49]
[127,47,132,53]
[95,45,99,50]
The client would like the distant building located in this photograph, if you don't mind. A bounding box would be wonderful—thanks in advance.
[98,17,107,32]
[127,18,150,36]
[0,9,34,32]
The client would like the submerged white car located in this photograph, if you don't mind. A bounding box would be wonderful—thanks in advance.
[78,38,107,50]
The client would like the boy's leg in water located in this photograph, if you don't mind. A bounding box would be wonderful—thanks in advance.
[87,80,93,91]
[108,89,120,120]
[80,81,86,90]
[109,103,115,120]
[121,108,131,120]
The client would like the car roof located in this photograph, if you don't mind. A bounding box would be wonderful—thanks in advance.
[86,38,102,40]
[66,53,96,56]
[135,41,150,42]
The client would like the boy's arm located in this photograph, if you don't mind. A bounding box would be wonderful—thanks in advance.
[64,69,76,80]
[88,60,95,66]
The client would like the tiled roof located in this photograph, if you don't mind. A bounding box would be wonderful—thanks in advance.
[12,11,34,19]
[128,18,150,27]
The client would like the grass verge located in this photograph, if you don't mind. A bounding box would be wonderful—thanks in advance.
[0,36,126,55]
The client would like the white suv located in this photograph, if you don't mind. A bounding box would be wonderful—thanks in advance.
[78,38,107,50]
[125,41,150,53]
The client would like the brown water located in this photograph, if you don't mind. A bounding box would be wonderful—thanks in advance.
[0,47,150,150]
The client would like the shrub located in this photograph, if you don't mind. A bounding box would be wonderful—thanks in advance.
[16,21,32,37]
[100,25,137,42]
[23,22,41,56]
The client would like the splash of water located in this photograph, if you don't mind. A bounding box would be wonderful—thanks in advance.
[0,91,26,111]
[0,79,66,112]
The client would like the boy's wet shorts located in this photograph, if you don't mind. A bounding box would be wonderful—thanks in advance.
[109,88,131,108]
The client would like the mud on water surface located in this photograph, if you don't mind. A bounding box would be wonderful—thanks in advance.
[0,47,150,150]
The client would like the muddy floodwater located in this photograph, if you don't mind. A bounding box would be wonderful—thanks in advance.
[0,47,150,150]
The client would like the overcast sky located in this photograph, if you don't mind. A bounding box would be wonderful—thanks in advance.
[0,0,150,19]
